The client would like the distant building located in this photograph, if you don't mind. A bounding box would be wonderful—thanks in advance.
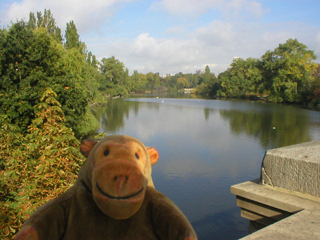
[196,69,205,75]
[163,74,175,78]
[184,88,194,94]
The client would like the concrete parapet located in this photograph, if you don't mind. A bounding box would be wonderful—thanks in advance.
[231,180,320,239]
[231,140,320,239]
[261,140,320,197]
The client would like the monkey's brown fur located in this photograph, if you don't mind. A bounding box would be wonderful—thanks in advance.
[15,135,197,240]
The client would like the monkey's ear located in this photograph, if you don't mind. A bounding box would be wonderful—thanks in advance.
[147,147,159,165]
[80,139,97,157]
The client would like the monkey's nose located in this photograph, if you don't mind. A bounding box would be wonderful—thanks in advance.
[114,175,129,182]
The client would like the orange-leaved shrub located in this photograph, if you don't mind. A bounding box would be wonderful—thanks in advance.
[0,88,85,239]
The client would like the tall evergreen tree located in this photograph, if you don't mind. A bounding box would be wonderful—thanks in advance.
[27,10,62,42]
[64,20,86,54]
[27,12,37,30]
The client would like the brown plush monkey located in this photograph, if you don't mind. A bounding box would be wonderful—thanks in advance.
[15,135,197,240]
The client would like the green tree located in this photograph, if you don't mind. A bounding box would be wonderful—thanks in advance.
[27,12,37,30]
[167,75,178,92]
[195,66,218,95]
[27,10,62,42]
[229,58,251,96]
[132,71,148,93]
[64,20,86,54]
[100,56,125,84]
[0,19,91,137]
[261,38,317,102]
[308,64,320,107]
[86,51,98,68]
[144,72,161,92]
[217,69,232,97]
[203,65,211,84]
[217,57,263,98]
[245,58,263,95]
[191,74,199,87]
[146,72,155,90]
[177,77,189,90]
[154,72,161,90]
[0,22,63,130]
[99,56,129,96]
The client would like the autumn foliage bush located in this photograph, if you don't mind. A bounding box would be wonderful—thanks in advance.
[0,88,85,239]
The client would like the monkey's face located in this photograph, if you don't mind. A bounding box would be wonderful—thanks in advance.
[90,136,157,219]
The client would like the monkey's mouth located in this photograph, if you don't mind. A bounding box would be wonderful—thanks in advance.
[96,182,144,200]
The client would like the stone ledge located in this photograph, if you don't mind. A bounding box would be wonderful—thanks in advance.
[236,196,291,221]
[240,208,320,240]
[231,180,320,239]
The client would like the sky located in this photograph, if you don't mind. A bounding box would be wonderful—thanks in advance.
[1,0,320,76]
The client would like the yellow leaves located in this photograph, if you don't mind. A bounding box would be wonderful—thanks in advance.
[39,87,58,102]
[0,98,83,238]
[0,85,88,237]
[44,145,52,150]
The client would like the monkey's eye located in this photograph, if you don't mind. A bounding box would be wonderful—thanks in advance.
[135,153,140,159]
[104,149,110,156]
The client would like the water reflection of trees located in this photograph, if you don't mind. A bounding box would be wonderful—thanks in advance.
[219,107,312,149]
[94,98,314,150]
[93,99,140,133]
[94,99,162,134]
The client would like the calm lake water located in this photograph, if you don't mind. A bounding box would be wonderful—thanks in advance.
[94,96,320,240]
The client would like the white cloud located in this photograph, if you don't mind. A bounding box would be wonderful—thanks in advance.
[245,1,264,18]
[196,20,236,45]
[93,20,250,74]
[225,0,263,18]
[150,0,224,16]
[98,33,204,74]
[92,16,320,76]
[3,0,130,33]
[150,0,264,18]
[165,25,188,36]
